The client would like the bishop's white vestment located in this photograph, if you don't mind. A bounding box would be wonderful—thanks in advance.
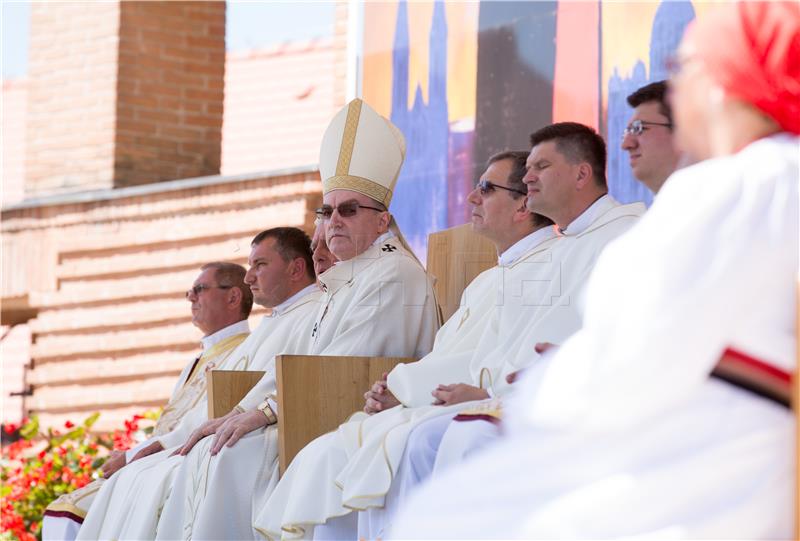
[41,320,250,541]
[390,134,798,540]
[73,287,322,540]
[254,200,644,540]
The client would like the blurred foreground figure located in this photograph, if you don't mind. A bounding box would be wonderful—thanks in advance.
[390,2,799,539]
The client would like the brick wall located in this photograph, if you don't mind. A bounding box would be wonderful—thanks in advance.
[1,168,321,431]
[25,2,121,196]
[221,40,338,175]
[24,1,226,197]
[115,1,225,187]
[2,80,27,208]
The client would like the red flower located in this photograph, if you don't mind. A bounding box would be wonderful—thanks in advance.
[64,420,75,429]
[3,422,18,435]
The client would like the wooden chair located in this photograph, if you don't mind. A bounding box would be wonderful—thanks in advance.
[208,224,497,475]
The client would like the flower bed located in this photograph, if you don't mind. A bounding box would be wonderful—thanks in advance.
[1,411,158,541]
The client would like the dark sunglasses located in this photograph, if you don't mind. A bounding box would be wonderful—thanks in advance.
[185,284,232,298]
[315,201,384,220]
[476,180,527,197]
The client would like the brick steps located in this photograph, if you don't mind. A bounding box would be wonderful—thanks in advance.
[29,375,176,413]
[29,348,193,386]
[32,321,198,359]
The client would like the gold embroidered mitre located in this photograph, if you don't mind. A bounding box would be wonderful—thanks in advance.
[319,98,406,208]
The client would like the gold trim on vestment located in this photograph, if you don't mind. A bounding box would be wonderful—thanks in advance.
[335,99,362,176]
[45,501,89,519]
[322,175,392,207]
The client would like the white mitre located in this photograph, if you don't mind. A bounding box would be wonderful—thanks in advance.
[320,98,405,207]
[319,98,422,263]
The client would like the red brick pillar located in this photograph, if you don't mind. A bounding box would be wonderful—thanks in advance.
[24,1,225,196]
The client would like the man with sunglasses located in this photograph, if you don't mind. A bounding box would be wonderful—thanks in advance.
[622,81,682,194]
[44,262,253,540]
[348,124,647,539]
[70,229,324,540]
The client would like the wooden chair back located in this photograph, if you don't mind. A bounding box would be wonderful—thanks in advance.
[426,223,497,322]
[275,355,414,475]
[207,370,265,418]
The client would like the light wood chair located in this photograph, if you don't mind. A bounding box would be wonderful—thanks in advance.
[207,224,497,474]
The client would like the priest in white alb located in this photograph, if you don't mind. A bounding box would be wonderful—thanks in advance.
[390,3,799,538]
[255,123,645,540]
[42,262,253,541]
[404,79,686,516]
[73,228,323,540]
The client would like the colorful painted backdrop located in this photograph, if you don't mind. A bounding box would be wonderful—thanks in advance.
[362,0,714,258]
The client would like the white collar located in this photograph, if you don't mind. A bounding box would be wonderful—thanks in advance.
[200,319,249,351]
[269,283,319,317]
[560,194,618,236]
[498,226,558,266]
[326,231,395,271]
[371,231,395,247]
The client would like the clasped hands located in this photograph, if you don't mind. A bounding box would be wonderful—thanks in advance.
[362,372,491,413]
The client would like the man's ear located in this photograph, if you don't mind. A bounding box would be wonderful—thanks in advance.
[575,163,593,190]
[377,211,391,233]
[513,197,532,224]
[289,257,307,281]
[227,286,243,311]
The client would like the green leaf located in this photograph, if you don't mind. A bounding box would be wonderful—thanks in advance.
[20,415,40,440]
[82,412,101,429]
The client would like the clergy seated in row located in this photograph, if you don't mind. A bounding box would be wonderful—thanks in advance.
[43,261,254,540]
[382,79,685,537]
[71,98,440,540]
[254,122,646,540]
[58,228,324,541]
[149,98,440,541]
[391,2,799,539]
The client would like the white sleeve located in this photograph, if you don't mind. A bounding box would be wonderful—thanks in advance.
[516,157,797,432]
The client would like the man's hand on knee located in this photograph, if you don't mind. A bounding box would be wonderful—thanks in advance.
[131,441,164,462]
[209,410,269,455]
[101,450,127,478]
[175,413,233,456]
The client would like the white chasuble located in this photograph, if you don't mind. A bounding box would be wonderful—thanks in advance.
[308,233,440,359]
[42,321,249,540]
[252,207,642,540]
[74,289,322,541]
[390,134,798,540]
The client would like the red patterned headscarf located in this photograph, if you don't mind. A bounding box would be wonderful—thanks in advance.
[685,1,800,134]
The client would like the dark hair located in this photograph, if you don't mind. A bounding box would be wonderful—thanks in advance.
[529,122,607,188]
[200,261,254,318]
[251,227,315,281]
[627,80,672,125]
[487,150,555,228]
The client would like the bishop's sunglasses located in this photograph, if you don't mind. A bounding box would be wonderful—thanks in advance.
[476,180,527,197]
[185,284,232,298]
[315,201,385,220]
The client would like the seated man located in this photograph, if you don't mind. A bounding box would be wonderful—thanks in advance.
[80,98,439,540]
[42,261,253,540]
[391,2,798,538]
[73,228,323,540]
[621,80,682,195]
[255,123,645,540]
[410,78,685,504]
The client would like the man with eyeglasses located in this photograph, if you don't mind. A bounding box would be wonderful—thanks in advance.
[622,81,682,194]
[44,262,253,540]
[71,228,324,540]
[391,2,799,539]
[352,123,647,540]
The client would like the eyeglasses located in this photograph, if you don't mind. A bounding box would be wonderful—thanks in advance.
[476,180,527,197]
[315,201,384,220]
[185,284,232,298]
[623,119,672,137]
